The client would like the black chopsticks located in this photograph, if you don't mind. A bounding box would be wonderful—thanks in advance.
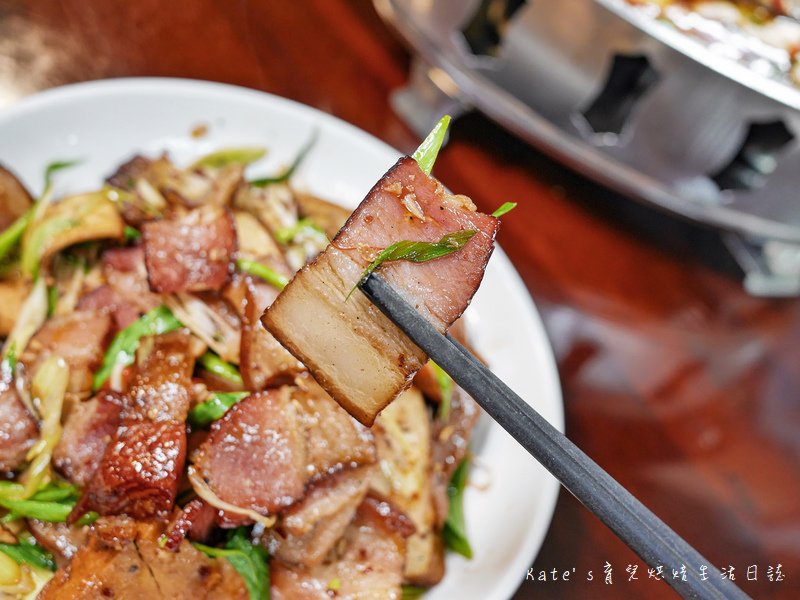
[360,273,749,600]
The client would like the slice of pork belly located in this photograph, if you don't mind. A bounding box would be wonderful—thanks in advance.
[102,246,162,316]
[142,206,236,293]
[192,381,374,519]
[76,284,141,332]
[192,388,306,516]
[270,464,373,568]
[263,156,498,425]
[21,309,112,394]
[53,391,125,486]
[27,520,88,568]
[164,498,218,550]
[72,419,187,520]
[72,332,195,520]
[270,496,413,600]
[0,383,38,474]
[125,330,195,422]
[39,518,248,600]
[292,374,375,479]
[240,277,305,391]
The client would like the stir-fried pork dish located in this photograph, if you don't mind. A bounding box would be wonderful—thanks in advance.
[0,130,497,598]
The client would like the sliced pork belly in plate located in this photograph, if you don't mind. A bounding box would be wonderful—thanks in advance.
[124,330,195,422]
[263,156,498,425]
[53,390,125,486]
[72,419,187,521]
[142,205,236,294]
[240,277,304,391]
[39,518,248,600]
[270,464,373,568]
[192,388,306,516]
[0,383,38,474]
[164,498,218,550]
[270,495,413,600]
[27,519,88,568]
[292,373,375,479]
[72,332,195,521]
[101,246,162,316]
[191,379,375,520]
[21,309,113,394]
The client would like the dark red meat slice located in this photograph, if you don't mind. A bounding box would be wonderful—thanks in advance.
[77,284,140,331]
[270,496,412,600]
[27,519,88,568]
[263,156,498,425]
[0,383,38,474]
[53,391,125,486]
[164,498,217,551]
[71,420,186,521]
[101,246,161,316]
[240,277,304,391]
[292,375,375,480]
[271,464,373,568]
[142,206,236,293]
[192,379,375,521]
[192,389,306,515]
[22,309,112,394]
[39,517,248,599]
[73,332,195,520]
[125,330,195,422]
[333,157,498,329]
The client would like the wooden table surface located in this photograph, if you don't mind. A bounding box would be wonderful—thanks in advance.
[2,1,798,598]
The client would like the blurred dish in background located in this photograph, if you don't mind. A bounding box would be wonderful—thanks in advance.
[626,0,800,88]
[376,0,800,295]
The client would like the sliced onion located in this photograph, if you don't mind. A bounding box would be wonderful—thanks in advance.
[165,293,240,363]
[0,551,21,586]
[0,563,52,599]
[19,356,69,497]
[187,465,276,528]
[2,277,47,360]
[134,178,167,212]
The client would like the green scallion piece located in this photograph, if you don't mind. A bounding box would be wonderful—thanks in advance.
[491,202,517,218]
[192,147,267,170]
[250,132,317,187]
[431,362,453,422]
[0,539,56,571]
[443,458,473,559]
[199,351,243,385]
[0,498,73,523]
[235,258,288,290]
[0,211,31,263]
[412,115,451,175]
[124,225,141,243]
[347,229,477,300]
[189,391,250,428]
[0,159,80,265]
[93,305,183,391]
[273,218,326,245]
[401,586,428,600]
[75,511,100,526]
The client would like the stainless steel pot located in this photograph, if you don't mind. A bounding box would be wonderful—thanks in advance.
[375,0,800,295]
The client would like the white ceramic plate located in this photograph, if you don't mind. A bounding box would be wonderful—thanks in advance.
[0,78,564,600]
